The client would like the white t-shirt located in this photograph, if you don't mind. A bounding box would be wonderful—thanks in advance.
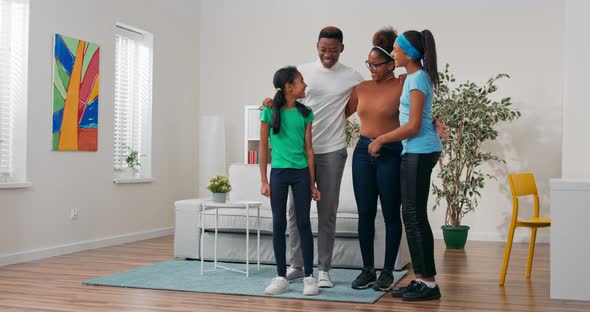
[298,60,363,154]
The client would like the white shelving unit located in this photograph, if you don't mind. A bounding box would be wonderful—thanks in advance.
[244,105,261,164]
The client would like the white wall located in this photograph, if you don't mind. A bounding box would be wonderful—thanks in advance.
[0,0,567,264]
[0,0,200,264]
[199,0,563,242]
[562,0,590,179]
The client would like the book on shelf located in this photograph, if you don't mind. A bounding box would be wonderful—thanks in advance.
[248,148,271,164]
[248,150,258,164]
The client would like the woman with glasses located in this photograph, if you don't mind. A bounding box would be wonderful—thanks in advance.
[345,27,404,292]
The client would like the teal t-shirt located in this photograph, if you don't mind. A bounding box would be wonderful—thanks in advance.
[260,105,314,169]
[399,70,442,154]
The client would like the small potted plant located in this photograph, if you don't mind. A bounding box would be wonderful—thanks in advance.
[432,64,521,249]
[125,147,141,177]
[207,175,232,203]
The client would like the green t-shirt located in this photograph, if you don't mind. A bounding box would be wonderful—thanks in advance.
[260,105,314,169]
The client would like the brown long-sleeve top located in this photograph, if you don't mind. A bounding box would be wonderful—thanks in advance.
[347,74,403,139]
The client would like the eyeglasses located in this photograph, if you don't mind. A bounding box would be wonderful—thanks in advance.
[365,60,391,69]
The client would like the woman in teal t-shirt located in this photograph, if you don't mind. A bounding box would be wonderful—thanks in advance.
[368,30,442,302]
[259,66,321,296]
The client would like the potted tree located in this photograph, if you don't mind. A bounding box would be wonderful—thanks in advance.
[432,64,521,249]
[345,118,360,147]
[345,117,360,165]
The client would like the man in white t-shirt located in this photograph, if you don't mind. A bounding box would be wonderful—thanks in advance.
[265,26,363,288]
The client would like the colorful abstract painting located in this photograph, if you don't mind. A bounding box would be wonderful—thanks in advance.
[52,33,99,151]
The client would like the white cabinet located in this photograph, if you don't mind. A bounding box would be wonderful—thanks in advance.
[550,179,590,301]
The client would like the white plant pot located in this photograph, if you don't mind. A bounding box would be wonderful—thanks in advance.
[118,167,141,178]
[212,192,227,203]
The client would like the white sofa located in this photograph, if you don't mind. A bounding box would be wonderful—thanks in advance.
[174,163,410,270]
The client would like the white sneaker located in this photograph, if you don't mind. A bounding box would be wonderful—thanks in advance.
[303,276,320,296]
[318,270,334,288]
[264,276,289,295]
[286,266,305,282]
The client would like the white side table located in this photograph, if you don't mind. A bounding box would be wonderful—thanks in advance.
[200,200,262,277]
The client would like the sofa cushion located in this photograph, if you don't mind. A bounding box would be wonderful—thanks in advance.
[196,206,361,238]
[335,169,358,214]
[229,164,361,214]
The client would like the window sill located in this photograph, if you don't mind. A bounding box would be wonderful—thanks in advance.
[0,181,33,189]
[113,177,155,184]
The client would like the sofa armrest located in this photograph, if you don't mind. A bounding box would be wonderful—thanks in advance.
[174,199,203,259]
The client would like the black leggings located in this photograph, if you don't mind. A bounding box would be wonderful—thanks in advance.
[400,152,440,278]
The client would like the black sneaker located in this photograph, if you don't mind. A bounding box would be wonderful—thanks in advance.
[391,280,421,298]
[401,281,441,301]
[373,269,394,291]
[351,268,376,289]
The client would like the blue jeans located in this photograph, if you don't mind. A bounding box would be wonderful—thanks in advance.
[352,136,403,270]
[270,168,314,277]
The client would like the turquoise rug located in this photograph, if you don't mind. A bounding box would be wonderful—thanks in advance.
[85,260,407,303]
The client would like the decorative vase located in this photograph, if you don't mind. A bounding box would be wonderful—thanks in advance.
[130,168,141,177]
[212,192,227,203]
[199,115,227,196]
[120,167,141,178]
[345,147,355,166]
[441,225,470,249]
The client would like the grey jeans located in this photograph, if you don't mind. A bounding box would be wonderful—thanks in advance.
[288,148,347,271]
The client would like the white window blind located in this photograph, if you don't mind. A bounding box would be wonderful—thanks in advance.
[0,0,28,182]
[113,24,153,176]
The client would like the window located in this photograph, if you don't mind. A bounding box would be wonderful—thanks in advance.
[0,0,29,185]
[113,24,153,180]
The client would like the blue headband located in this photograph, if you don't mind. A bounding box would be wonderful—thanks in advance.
[396,33,423,59]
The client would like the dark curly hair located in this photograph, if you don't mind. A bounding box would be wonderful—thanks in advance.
[372,26,398,59]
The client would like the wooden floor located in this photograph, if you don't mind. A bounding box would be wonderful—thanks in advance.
[1,236,589,312]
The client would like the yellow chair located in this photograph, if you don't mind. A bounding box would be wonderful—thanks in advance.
[499,173,551,286]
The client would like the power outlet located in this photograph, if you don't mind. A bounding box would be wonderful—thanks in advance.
[69,208,79,220]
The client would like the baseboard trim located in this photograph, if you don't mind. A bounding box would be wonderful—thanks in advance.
[433,230,550,244]
[0,227,174,267]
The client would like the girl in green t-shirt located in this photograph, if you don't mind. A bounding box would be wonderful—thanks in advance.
[259,66,321,296]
